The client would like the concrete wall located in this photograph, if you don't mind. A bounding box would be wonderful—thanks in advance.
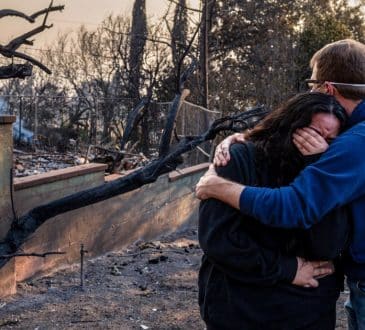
[13,163,107,216]
[0,118,208,297]
[0,114,208,297]
[13,164,207,283]
[0,116,16,240]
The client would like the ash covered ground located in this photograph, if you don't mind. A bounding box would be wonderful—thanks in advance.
[0,226,348,329]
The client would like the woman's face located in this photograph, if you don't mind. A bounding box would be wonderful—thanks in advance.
[309,113,341,143]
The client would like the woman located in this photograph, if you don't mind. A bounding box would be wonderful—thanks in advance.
[198,92,349,329]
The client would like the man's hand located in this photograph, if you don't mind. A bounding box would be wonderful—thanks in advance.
[195,164,243,210]
[195,165,220,200]
[293,127,329,156]
[214,133,246,166]
[292,258,334,288]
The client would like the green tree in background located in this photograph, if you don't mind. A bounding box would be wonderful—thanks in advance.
[296,0,365,88]
[208,0,365,113]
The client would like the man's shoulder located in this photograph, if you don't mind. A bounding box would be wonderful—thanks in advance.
[349,121,365,135]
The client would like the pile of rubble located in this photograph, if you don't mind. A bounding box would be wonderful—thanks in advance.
[13,149,86,177]
[13,147,152,178]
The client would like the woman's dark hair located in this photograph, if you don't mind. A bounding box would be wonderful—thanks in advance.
[246,92,347,185]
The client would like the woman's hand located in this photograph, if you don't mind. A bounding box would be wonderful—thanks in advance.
[214,133,246,166]
[293,127,329,156]
[292,258,334,288]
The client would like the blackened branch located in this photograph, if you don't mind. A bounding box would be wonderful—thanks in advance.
[0,47,51,74]
[120,97,151,152]
[0,105,268,268]
[0,2,64,75]
[0,4,64,22]
[0,9,35,22]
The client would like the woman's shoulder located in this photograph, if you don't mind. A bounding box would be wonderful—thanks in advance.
[229,141,255,160]
[216,141,256,183]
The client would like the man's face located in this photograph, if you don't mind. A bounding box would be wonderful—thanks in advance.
[308,63,326,92]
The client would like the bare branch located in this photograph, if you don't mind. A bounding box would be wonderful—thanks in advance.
[0,2,64,76]
[0,9,35,22]
[166,0,202,13]
[0,4,64,22]
[5,24,53,52]
[176,20,201,92]
[0,47,51,74]
[31,3,65,21]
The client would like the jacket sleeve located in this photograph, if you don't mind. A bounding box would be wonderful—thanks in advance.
[199,143,297,286]
[240,132,365,229]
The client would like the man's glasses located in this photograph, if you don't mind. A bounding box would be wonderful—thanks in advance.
[305,79,365,90]
[305,79,325,90]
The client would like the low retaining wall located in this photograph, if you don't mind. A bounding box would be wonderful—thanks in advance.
[0,162,208,297]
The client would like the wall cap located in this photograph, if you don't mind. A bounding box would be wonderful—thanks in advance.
[14,163,107,191]
[168,163,210,182]
[0,115,16,124]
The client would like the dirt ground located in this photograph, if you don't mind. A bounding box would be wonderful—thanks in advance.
[0,226,349,329]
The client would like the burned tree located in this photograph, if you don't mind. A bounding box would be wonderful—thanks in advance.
[0,2,64,78]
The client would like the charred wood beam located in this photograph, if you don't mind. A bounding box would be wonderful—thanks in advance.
[120,97,150,152]
[159,60,197,157]
[0,106,268,268]
[159,89,190,157]
[0,63,32,79]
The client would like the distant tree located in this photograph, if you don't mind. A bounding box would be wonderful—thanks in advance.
[207,0,365,114]
[208,0,303,112]
[128,0,147,102]
[171,0,188,68]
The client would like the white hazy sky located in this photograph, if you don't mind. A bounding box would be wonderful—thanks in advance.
[0,0,200,47]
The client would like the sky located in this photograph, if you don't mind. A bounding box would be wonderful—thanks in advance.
[0,0,200,48]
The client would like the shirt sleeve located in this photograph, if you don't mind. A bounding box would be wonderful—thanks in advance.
[199,143,297,285]
[240,132,365,229]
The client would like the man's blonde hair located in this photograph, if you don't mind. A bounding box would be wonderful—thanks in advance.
[311,39,365,100]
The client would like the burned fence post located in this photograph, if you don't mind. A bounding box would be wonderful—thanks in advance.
[80,243,88,290]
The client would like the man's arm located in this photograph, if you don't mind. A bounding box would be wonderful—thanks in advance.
[199,132,365,229]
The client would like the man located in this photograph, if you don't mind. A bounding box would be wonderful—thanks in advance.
[196,39,365,329]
